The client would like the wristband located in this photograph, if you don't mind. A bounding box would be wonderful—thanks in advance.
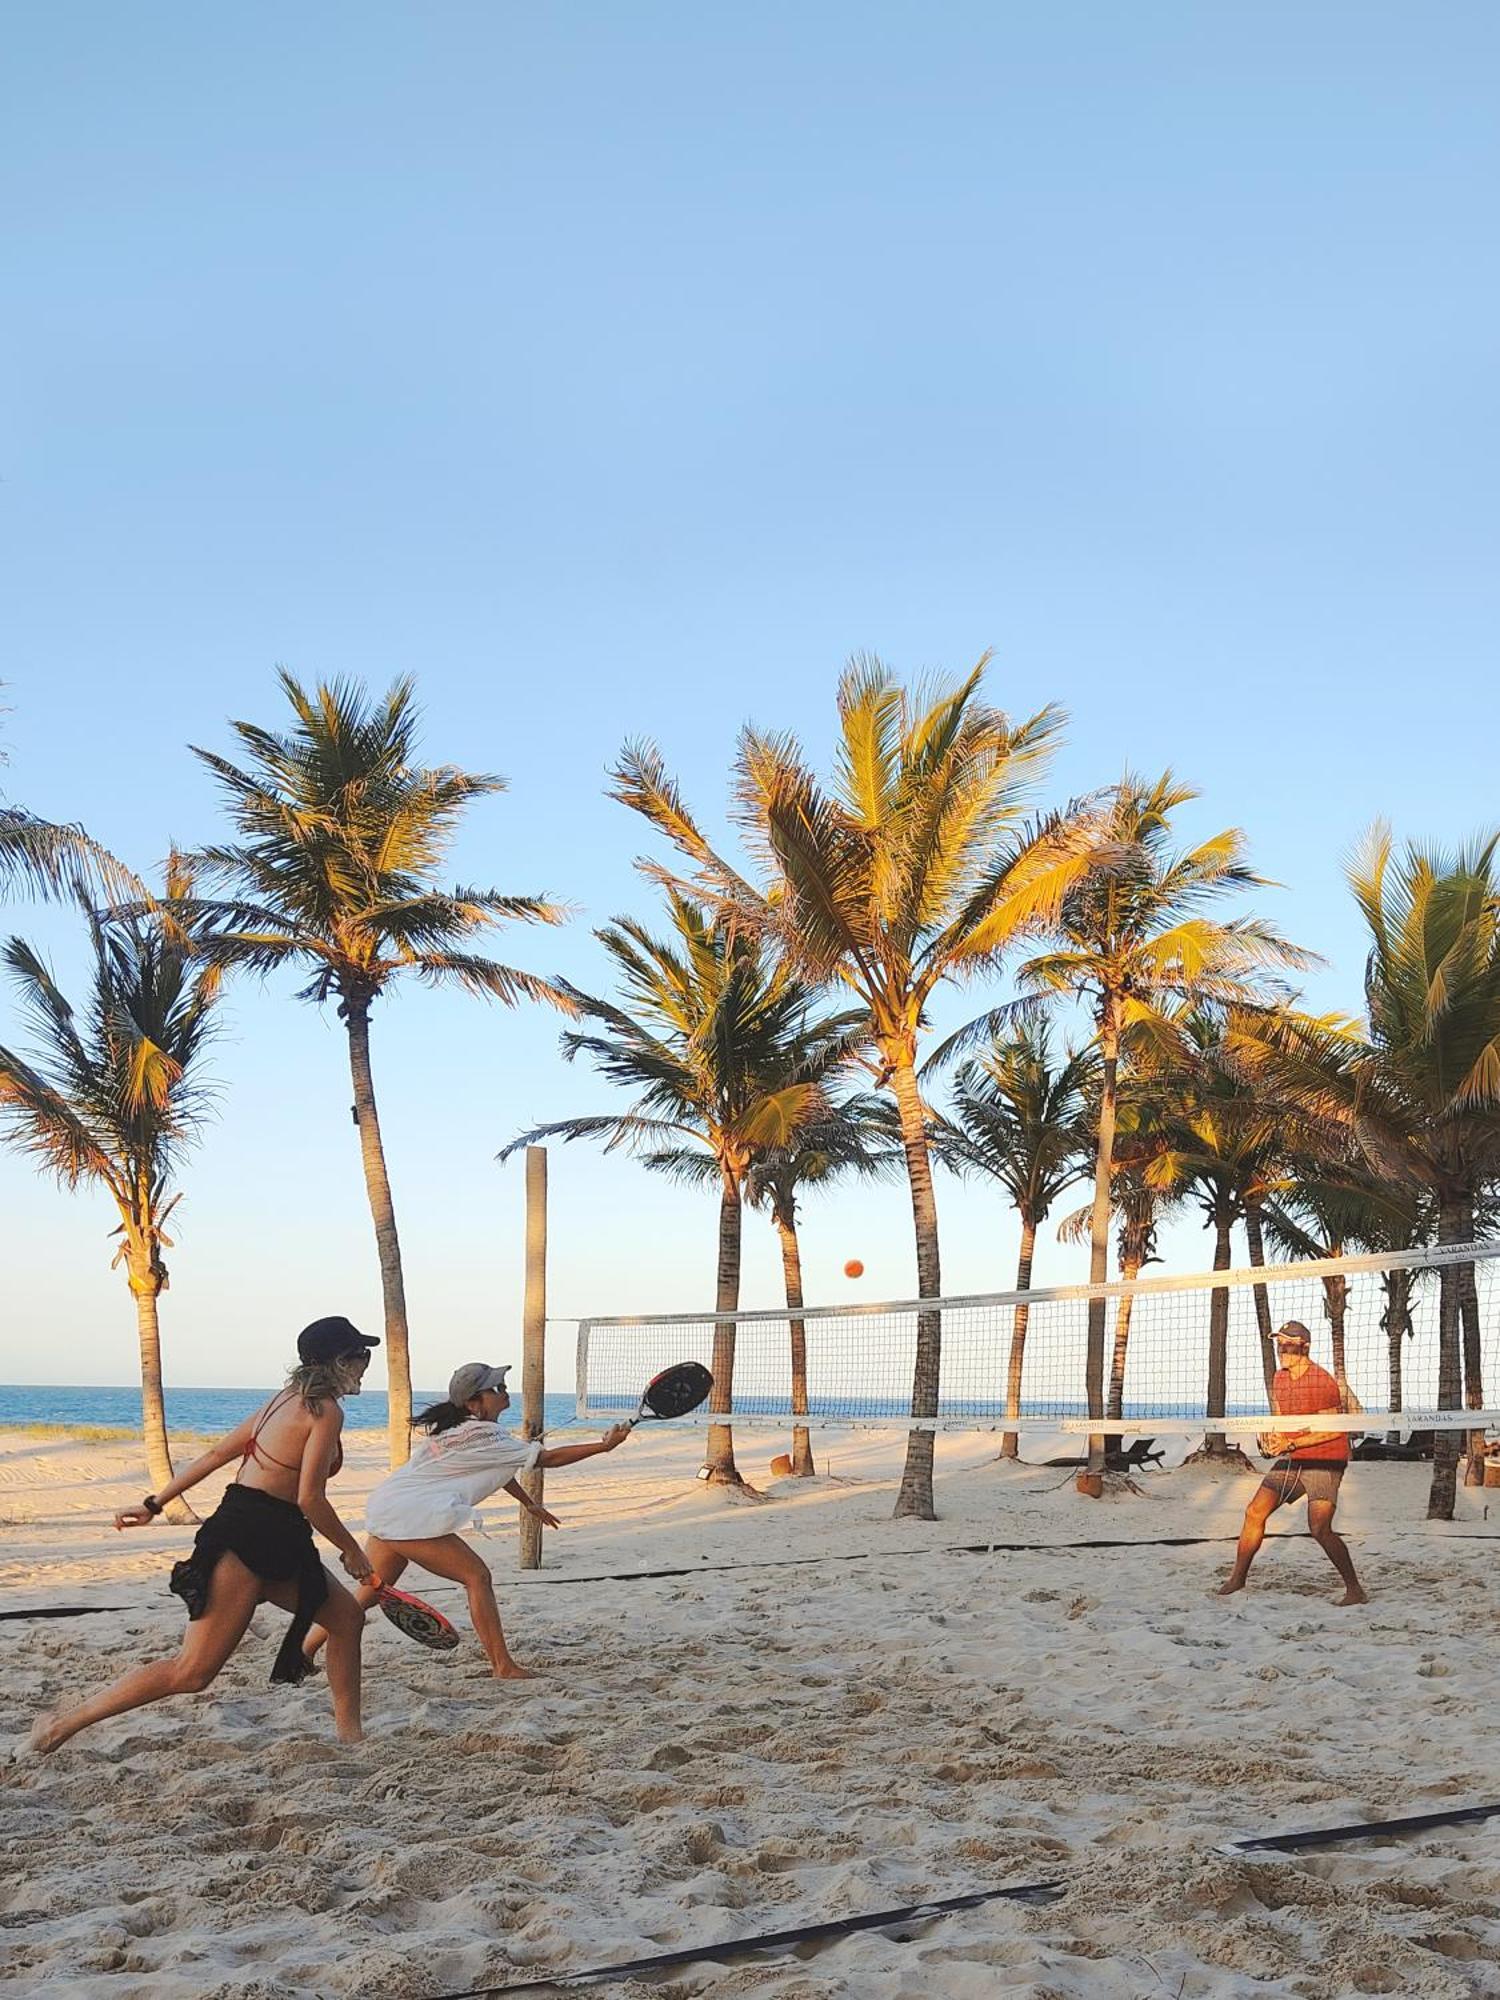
[142,1494,164,1516]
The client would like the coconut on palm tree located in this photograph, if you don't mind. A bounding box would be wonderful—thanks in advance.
[1007,773,1313,1480]
[0,863,219,1517]
[191,672,569,1465]
[611,654,1094,1521]
[502,892,863,1486]
[930,1023,1095,1457]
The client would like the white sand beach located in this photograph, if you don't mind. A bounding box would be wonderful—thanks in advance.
[3,1424,1499,1998]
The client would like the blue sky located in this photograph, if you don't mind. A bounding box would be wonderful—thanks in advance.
[2,4,1496,1391]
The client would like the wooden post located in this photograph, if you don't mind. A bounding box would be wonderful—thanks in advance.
[518,1146,547,1570]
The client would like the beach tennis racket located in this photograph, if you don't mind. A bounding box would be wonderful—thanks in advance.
[371,1577,461,1651]
[624,1362,714,1430]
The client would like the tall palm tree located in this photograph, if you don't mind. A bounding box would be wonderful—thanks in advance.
[1232,829,1500,1514]
[1009,773,1313,1478]
[190,671,569,1464]
[1151,1010,1290,1459]
[0,865,219,1517]
[502,893,862,1486]
[930,1024,1095,1457]
[611,654,1093,1521]
[744,1093,897,1476]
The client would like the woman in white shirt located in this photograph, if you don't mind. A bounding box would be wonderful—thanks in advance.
[306,1362,630,1679]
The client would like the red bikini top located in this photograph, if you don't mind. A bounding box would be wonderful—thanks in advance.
[240,1390,344,1479]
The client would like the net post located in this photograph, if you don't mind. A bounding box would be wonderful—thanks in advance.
[518,1146,547,1571]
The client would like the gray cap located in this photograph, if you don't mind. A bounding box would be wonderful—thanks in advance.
[448,1361,512,1406]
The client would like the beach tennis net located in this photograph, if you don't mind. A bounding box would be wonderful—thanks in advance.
[574,1240,1500,1437]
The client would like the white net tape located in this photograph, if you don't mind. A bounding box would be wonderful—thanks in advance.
[574,1241,1500,1437]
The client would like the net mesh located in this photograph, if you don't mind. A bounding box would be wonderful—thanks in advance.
[574,1242,1500,1435]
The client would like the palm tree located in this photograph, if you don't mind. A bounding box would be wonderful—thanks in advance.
[1151,1010,1292,1459]
[930,1024,1095,1457]
[1231,831,1500,1514]
[190,671,569,1465]
[1010,773,1313,1478]
[502,893,862,1486]
[746,1094,901,1475]
[611,654,1093,1521]
[0,865,218,1517]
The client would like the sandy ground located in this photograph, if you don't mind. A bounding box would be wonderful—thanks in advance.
[3,1420,1499,1999]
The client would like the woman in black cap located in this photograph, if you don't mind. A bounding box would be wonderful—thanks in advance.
[27,1316,379,1754]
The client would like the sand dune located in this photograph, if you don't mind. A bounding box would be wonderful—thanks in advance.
[3,1424,1499,1996]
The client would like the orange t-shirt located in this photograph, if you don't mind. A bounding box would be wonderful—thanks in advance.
[1273,1362,1349,1464]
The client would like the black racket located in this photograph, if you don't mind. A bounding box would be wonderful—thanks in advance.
[625,1362,713,1429]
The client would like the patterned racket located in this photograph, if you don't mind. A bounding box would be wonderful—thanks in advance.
[626,1361,714,1429]
[372,1577,460,1651]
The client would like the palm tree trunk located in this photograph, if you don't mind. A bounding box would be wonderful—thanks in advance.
[1428,1195,1466,1520]
[891,1055,942,1521]
[1243,1204,1276,1400]
[1383,1269,1410,1447]
[1083,1002,1120,1481]
[775,1213,815,1477]
[343,999,412,1468]
[1458,1201,1484,1486]
[128,1263,194,1525]
[1323,1273,1349,1397]
[1204,1202,1233,1455]
[1106,1243,1143,1425]
[703,1179,745,1486]
[999,1217,1036,1459]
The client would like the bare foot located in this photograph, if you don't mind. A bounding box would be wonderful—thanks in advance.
[1215,1578,1247,1597]
[493,1662,539,1680]
[336,1724,365,1745]
[25,1708,67,1756]
[1336,1585,1369,1607]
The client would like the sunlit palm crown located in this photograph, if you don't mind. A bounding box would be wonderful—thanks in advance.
[0,868,218,1222]
[189,671,567,1011]
[1229,826,1500,1196]
[933,1022,1096,1220]
[611,655,1094,1060]
[1019,770,1313,1019]
[503,893,868,1182]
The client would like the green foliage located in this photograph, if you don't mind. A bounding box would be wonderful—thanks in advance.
[190,670,568,1014]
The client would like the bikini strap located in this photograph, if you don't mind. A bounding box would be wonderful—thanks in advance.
[241,1388,302,1471]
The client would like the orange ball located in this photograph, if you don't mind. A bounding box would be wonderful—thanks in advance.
[843,1259,864,1279]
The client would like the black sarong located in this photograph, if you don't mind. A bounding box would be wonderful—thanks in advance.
[169,1483,329,1685]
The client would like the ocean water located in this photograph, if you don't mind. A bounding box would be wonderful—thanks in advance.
[0,1384,586,1434]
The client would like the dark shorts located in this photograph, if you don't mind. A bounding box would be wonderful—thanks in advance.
[1260,1462,1345,1507]
[169,1483,329,1685]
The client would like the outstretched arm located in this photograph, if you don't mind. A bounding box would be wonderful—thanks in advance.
[536,1424,632,1470]
[114,1412,259,1527]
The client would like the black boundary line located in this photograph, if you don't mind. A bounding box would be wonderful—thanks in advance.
[441,1880,1064,1996]
[14,1520,1500,1616]
[0,1604,133,1621]
[0,1537,1251,1618]
[1230,1800,1500,1854]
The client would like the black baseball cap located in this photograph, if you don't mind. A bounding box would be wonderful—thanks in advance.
[298,1316,380,1365]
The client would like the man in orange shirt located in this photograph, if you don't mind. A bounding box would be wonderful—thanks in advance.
[1217,1320,1368,1605]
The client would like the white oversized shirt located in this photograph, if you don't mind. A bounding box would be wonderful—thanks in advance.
[363,1419,542,1541]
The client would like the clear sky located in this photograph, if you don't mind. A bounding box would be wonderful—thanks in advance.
[2,4,1496,1392]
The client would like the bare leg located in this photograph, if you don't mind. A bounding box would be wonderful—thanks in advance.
[1217,1485,1283,1595]
[28,1551,262,1753]
[303,1538,407,1663]
[383,1535,534,1678]
[261,1570,365,1742]
[1307,1499,1367,1605]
